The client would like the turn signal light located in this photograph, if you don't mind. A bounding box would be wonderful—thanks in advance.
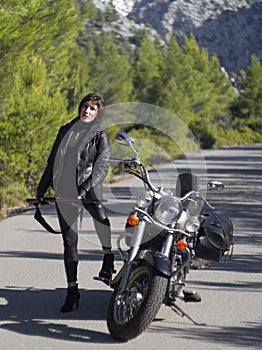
[128,214,140,226]
[177,239,188,251]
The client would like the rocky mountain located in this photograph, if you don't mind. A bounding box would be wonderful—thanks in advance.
[92,0,262,73]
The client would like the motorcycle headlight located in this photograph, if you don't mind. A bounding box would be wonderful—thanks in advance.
[185,217,200,233]
[137,192,152,208]
[155,195,182,225]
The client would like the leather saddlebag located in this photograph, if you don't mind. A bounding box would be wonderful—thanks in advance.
[195,211,234,262]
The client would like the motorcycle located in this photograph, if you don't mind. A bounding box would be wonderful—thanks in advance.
[106,132,234,341]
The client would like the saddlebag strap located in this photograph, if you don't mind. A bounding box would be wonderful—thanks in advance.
[34,206,62,234]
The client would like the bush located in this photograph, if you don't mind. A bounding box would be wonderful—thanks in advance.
[214,126,262,147]
[0,182,30,219]
[188,119,216,149]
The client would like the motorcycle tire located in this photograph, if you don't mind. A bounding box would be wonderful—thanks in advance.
[107,261,168,341]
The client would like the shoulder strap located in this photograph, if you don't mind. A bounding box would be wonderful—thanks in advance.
[34,206,61,234]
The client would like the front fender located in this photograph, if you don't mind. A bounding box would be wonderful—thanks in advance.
[138,250,171,277]
[109,250,171,290]
[109,263,126,289]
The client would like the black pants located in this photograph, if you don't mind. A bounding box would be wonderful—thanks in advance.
[56,189,111,283]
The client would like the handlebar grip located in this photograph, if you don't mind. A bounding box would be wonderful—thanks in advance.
[109,157,124,162]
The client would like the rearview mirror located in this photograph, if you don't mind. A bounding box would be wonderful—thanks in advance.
[207,181,224,191]
[116,132,135,146]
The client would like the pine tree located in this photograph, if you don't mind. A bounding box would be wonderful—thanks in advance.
[0,0,80,207]
[0,0,79,95]
[158,35,193,120]
[133,34,163,103]
[0,54,68,191]
[235,55,262,119]
[86,33,134,104]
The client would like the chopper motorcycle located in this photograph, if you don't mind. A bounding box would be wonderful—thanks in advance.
[106,132,234,341]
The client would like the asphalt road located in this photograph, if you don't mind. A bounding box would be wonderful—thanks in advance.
[0,144,261,350]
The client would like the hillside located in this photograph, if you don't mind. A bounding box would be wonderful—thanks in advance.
[92,0,262,73]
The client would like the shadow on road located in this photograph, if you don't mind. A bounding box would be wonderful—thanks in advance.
[0,287,119,344]
[148,321,262,348]
[0,249,122,262]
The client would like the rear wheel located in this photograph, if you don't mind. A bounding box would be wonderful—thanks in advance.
[107,262,168,341]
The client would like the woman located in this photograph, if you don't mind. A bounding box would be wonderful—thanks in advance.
[36,93,114,312]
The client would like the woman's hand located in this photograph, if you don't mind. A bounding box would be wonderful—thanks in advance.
[77,182,92,198]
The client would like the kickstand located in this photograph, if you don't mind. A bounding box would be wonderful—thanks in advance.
[171,303,206,326]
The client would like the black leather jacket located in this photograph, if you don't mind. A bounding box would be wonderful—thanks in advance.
[37,116,111,197]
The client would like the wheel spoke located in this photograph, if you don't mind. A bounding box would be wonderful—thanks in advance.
[113,268,151,325]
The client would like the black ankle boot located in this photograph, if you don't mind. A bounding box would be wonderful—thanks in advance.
[94,253,115,285]
[60,285,80,313]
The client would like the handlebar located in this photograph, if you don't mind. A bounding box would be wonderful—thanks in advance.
[125,161,158,193]
[110,156,159,193]
[110,157,215,208]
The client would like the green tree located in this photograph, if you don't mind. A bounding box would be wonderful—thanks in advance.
[133,34,163,103]
[0,0,80,210]
[0,0,79,95]
[159,34,234,126]
[155,35,191,119]
[231,55,262,121]
[86,33,134,104]
[181,35,234,121]
[0,54,68,192]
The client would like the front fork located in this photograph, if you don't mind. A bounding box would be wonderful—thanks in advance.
[116,225,174,294]
[117,220,146,293]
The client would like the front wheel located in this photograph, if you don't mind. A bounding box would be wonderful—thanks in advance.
[107,262,168,341]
